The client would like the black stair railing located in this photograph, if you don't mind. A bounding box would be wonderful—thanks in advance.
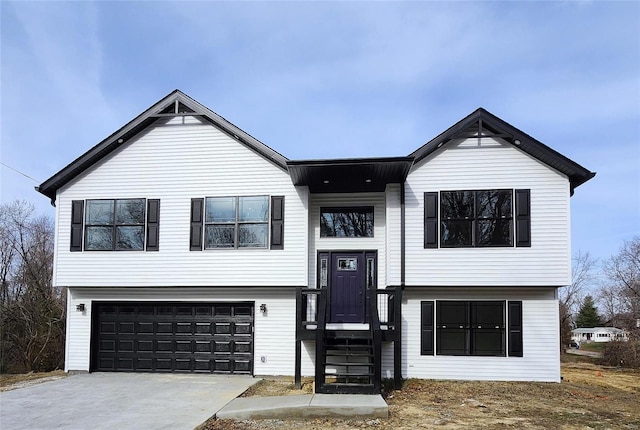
[369,284,383,393]
[314,288,328,389]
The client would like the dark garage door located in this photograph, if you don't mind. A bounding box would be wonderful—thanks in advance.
[92,302,253,374]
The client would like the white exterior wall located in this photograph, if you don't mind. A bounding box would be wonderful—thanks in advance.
[385,184,402,286]
[402,287,560,382]
[55,116,308,287]
[66,287,296,375]
[405,138,571,287]
[308,193,386,288]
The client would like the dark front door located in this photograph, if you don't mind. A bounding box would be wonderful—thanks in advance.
[329,252,365,323]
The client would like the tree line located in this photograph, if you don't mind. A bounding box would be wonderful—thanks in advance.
[1,200,65,373]
[560,239,640,348]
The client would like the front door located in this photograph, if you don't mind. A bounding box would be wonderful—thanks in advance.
[320,251,376,323]
[330,253,364,323]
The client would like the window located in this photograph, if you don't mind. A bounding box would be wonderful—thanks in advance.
[204,196,269,248]
[421,300,522,357]
[437,301,505,356]
[320,207,374,237]
[440,190,513,247]
[84,199,146,250]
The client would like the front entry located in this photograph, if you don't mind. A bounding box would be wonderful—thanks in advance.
[318,251,376,323]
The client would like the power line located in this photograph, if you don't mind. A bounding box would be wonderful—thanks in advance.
[0,161,41,183]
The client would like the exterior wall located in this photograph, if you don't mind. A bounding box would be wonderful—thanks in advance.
[308,192,386,289]
[55,116,308,288]
[405,137,572,287]
[65,287,296,375]
[385,184,402,286]
[402,287,561,382]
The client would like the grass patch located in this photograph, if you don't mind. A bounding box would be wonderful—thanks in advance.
[580,342,606,352]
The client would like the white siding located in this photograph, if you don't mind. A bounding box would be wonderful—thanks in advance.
[405,138,571,286]
[308,193,386,288]
[55,117,308,287]
[402,287,560,382]
[65,287,296,375]
[385,184,401,286]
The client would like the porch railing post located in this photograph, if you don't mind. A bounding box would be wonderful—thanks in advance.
[295,287,302,389]
[394,286,403,389]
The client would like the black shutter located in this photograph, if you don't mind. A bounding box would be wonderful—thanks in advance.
[508,301,523,357]
[270,196,284,250]
[424,192,438,248]
[146,199,160,251]
[70,200,84,252]
[421,301,435,355]
[190,198,204,251]
[515,189,531,247]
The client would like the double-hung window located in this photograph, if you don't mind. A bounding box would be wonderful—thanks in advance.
[205,196,269,248]
[84,199,146,250]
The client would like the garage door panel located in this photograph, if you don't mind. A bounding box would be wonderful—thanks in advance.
[100,322,116,334]
[234,323,252,335]
[99,340,116,352]
[176,323,192,334]
[235,341,252,354]
[214,323,231,334]
[138,322,154,333]
[93,302,253,374]
[136,357,153,371]
[234,360,252,373]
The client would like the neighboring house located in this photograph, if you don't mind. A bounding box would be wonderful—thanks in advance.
[571,327,629,344]
[37,90,595,393]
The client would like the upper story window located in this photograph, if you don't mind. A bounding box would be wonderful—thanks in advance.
[320,207,374,238]
[70,198,160,252]
[190,196,284,251]
[85,199,146,250]
[205,196,269,248]
[423,189,530,249]
[441,190,513,247]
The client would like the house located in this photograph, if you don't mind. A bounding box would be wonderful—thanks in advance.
[37,90,595,393]
[571,327,629,344]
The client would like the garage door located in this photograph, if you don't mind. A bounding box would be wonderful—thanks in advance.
[91,302,253,374]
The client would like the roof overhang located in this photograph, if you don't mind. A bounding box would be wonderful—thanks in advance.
[36,90,289,203]
[287,157,414,193]
[409,108,596,194]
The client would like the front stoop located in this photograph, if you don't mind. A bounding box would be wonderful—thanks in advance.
[215,394,388,420]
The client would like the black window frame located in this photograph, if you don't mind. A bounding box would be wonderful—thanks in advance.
[83,198,147,251]
[440,189,514,248]
[320,206,374,238]
[204,195,270,249]
[420,300,523,357]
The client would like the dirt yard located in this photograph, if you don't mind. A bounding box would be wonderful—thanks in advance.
[202,362,640,430]
[0,370,66,392]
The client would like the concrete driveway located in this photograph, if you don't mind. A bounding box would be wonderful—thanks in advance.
[0,372,259,430]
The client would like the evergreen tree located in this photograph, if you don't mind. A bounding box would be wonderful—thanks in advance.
[575,295,602,328]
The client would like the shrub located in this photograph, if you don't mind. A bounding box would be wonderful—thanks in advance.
[599,340,640,369]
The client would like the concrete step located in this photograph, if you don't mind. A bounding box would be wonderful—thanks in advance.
[215,393,388,420]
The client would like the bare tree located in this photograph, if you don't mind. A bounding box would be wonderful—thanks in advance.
[559,251,598,348]
[0,200,65,373]
[601,236,640,336]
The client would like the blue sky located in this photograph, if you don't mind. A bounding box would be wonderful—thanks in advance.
[1,1,638,263]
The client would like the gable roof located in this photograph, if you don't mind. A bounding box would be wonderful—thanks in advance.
[409,108,596,194]
[36,90,289,202]
[37,92,595,202]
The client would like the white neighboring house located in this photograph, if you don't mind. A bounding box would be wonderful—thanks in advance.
[37,90,595,393]
[571,327,629,344]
